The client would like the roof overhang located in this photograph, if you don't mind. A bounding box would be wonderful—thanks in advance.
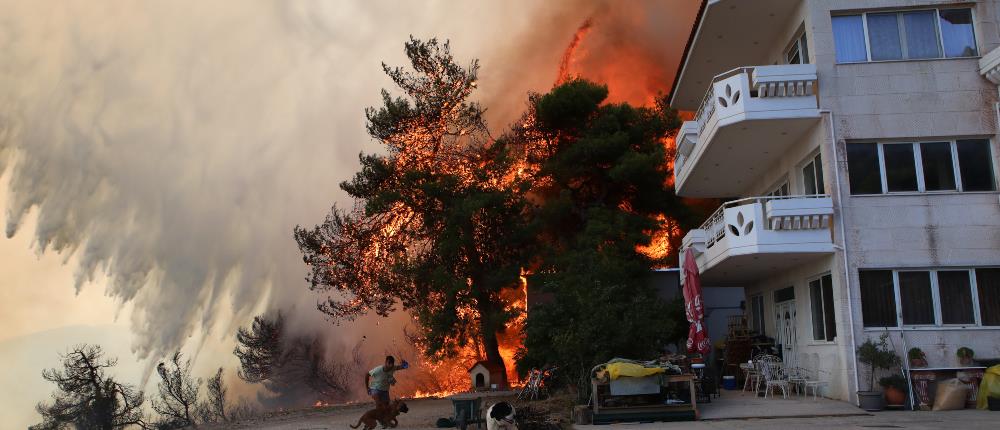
[669,0,804,110]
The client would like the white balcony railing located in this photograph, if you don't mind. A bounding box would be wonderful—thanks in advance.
[681,195,834,280]
[675,64,819,196]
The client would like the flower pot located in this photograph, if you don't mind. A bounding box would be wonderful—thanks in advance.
[858,391,885,411]
[883,386,906,406]
[910,358,927,368]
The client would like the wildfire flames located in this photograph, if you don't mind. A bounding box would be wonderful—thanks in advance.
[365,13,690,401]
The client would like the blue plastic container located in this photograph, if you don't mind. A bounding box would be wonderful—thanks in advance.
[722,375,737,390]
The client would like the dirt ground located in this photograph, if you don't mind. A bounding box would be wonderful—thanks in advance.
[202,393,573,430]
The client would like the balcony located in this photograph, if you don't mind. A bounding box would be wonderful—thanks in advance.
[980,45,1000,84]
[674,64,820,197]
[680,195,834,285]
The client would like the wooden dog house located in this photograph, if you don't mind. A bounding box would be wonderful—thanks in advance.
[469,361,507,391]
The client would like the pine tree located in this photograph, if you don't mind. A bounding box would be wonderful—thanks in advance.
[514,79,691,391]
[294,38,529,382]
[32,345,147,430]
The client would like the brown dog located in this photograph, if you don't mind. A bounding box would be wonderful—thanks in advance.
[350,399,409,430]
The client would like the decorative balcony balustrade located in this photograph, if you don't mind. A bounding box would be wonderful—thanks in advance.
[674,64,820,197]
[681,195,835,283]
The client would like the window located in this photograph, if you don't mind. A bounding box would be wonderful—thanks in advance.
[786,30,809,64]
[802,153,825,195]
[749,294,765,335]
[939,9,978,57]
[938,270,974,324]
[957,139,997,191]
[898,271,934,325]
[846,139,996,194]
[832,8,978,63]
[920,142,957,191]
[847,143,882,194]
[859,268,999,328]
[809,274,836,341]
[860,270,897,327]
[882,144,918,192]
[976,269,1000,326]
[832,15,867,63]
[767,180,789,197]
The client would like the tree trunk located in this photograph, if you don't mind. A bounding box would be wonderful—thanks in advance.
[480,318,508,389]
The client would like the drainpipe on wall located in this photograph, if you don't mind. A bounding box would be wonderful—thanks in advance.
[821,109,861,406]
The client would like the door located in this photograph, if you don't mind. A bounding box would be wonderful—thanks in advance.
[774,300,798,368]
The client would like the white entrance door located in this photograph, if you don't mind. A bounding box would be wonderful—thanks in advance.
[774,300,797,368]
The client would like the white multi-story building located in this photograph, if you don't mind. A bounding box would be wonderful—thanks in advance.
[672,0,1000,403]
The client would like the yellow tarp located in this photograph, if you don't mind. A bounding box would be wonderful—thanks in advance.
[976,364,1000,410]
[606,362,665,380]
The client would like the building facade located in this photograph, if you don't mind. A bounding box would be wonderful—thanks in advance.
[672,0,1000,403]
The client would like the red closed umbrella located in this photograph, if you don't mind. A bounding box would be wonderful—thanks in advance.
[683,248,710,355]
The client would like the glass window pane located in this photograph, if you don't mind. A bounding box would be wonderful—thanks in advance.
[938,271,974,324]
[883,144,918,192]
[939,9,978,57]
[815,154,826,194]
[833,15,868,63]
[822,274,837,341]
[976,269,1000,326]
[899,271,934,325]
[920,142,957,191]
[956,139,996,191]
[803,161,817,195]
[847,143,882,194]
[867,13,903,61]
[800,33,810,64]
[860,270,897,327]
[903,11,941,59]
[810,279,825,340]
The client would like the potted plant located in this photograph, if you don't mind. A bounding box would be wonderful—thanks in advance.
[878,374,908,407]
[957,347,975,366]
[908,347,927,368]
[856,333,902,411]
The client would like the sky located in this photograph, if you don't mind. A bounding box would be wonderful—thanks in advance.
[0,1,698,426]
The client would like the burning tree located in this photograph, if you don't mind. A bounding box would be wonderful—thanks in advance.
[513,80,693,391]
[234,313,356,406]
[294,38,530,385]
[32,345,147,430]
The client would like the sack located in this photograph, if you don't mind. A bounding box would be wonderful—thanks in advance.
[977,364,1000,410]
[932,378,968,411]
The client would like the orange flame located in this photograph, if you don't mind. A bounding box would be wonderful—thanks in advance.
[555,18,594,85]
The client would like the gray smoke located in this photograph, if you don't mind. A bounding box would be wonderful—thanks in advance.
[0,0,697,382]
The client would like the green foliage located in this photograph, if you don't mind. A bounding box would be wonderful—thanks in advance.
[514,79,688,393]
[857,333,901,391]
[878,374,908,391]
[957,347,974,358]
[294,37,528,373]
[907,347,925,360]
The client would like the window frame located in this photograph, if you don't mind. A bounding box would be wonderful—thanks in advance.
[847,139,996,195]
[860,268,993,329]
[766,178,790,197]
[833,7,979,64]
[800,151,826,195]
[808,273,837,342]
[748,294,766,335]
[785,27,810,65]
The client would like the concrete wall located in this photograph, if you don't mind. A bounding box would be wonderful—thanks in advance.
[806,0,1000,399]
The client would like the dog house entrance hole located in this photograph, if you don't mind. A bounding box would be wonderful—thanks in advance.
[475,373,485,388]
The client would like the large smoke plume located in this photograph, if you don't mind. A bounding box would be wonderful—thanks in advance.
[0,0,697,404]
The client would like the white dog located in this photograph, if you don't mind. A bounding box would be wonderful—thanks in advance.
[485,401,518,430]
